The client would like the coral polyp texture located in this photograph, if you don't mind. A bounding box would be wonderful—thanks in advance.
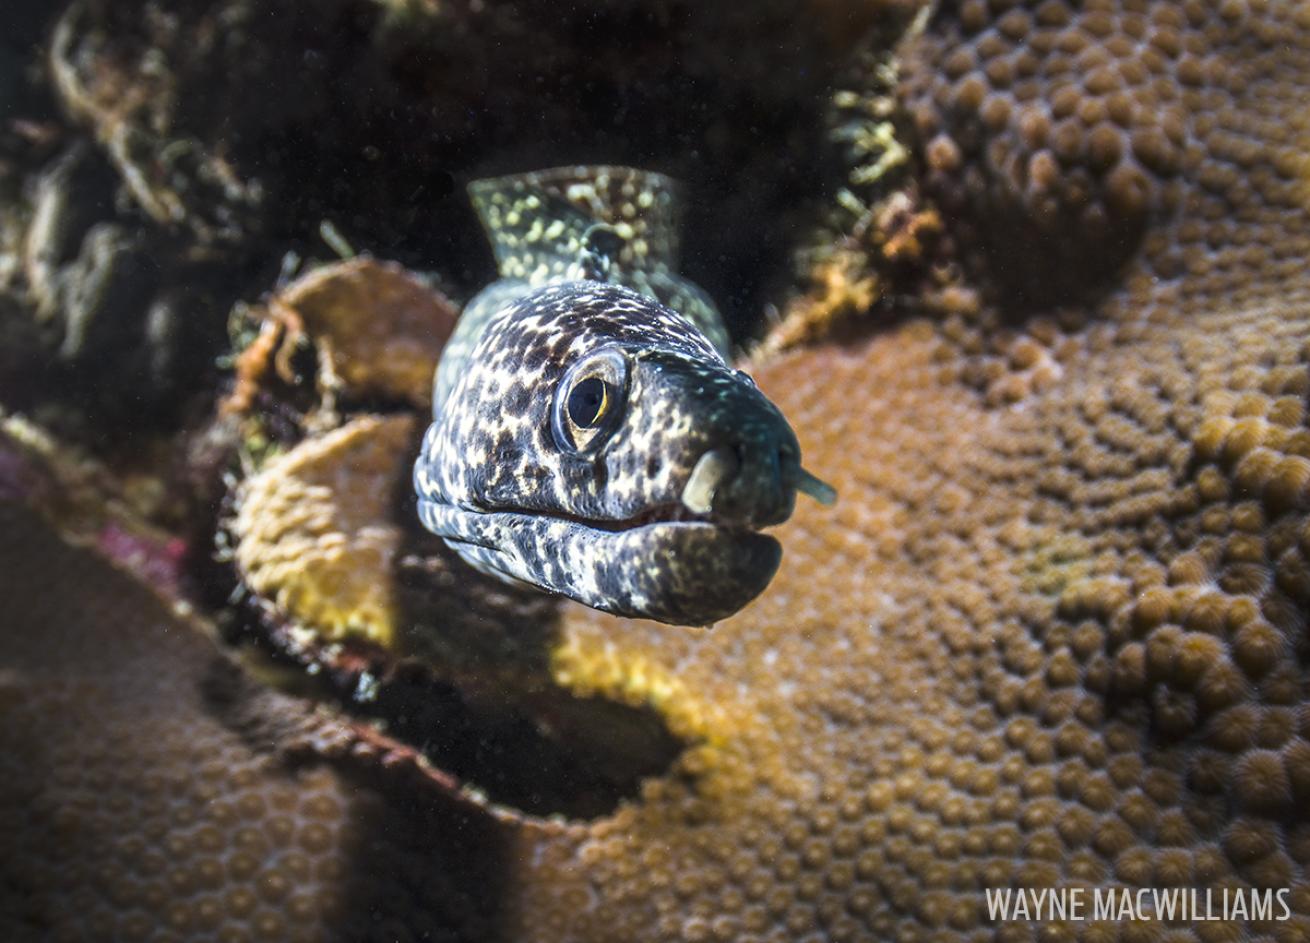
[4,1,1310,942]
[902,0,1310,303]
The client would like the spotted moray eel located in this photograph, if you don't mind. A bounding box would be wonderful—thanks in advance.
[413,166,833,626]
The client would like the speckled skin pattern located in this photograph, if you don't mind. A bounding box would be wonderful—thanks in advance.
[417,167,803,625]
[434,166,729,411]
[416,280,799,625]
[5,1,1310,941]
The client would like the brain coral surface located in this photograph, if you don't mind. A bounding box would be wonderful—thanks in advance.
[3,0,1310,941]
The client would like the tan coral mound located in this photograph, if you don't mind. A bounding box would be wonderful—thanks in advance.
[232,414,417,647]
[226,260,457,415]
[528,320,1310,940]
[3,1,1310,941]
[272,260,456,408]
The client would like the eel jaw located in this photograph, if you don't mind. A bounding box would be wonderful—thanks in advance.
[418,499,783,626]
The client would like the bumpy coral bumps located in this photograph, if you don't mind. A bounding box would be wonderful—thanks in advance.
[900,0,1310,303]
[232,414,418,647]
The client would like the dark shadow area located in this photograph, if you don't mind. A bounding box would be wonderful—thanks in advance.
[353,661,686,820]
[0,504,515,941]
[324,755,516,943]
[196,435,688,823]
[222,581,688,822]
[962,211,1149,315]
[19,0,857,338]
[198,637,518,941]
[376,469,686,820]
[0,0,869,469]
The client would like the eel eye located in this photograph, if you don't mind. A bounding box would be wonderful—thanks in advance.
[567,376,610,428]
[552,347,629,454]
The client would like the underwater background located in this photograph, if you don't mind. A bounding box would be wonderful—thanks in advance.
[2,0,1309,940]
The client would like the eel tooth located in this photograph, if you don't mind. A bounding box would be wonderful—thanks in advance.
[681,447,739,514]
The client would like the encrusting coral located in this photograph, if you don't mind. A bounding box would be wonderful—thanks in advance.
[513,2,1310,939]
[3,0,1310,941]
[269,260,454,410]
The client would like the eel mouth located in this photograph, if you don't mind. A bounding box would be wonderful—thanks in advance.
[562,516,783,626]
[554,500,772,536]
[423,497,784,625]
[418,486,785,543]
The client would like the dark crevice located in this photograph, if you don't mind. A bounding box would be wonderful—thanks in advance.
[221,607,689,821]
[389,472,688,820]
[198,454,689,823]
[348,665,684,820]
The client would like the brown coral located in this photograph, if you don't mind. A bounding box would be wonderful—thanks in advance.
[899,0,1310,305]
[4,1,1310,941]
[267,260,456,409]
[506,1,1310,938]
[0,504,507,942]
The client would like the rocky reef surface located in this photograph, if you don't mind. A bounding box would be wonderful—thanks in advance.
[2,1,1309,941]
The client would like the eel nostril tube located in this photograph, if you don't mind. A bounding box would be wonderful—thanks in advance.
[680,446,739,514]
[796,467,837,506]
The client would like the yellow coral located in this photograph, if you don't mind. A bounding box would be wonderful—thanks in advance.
[232,414,417,647]
[758,248,879,356]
